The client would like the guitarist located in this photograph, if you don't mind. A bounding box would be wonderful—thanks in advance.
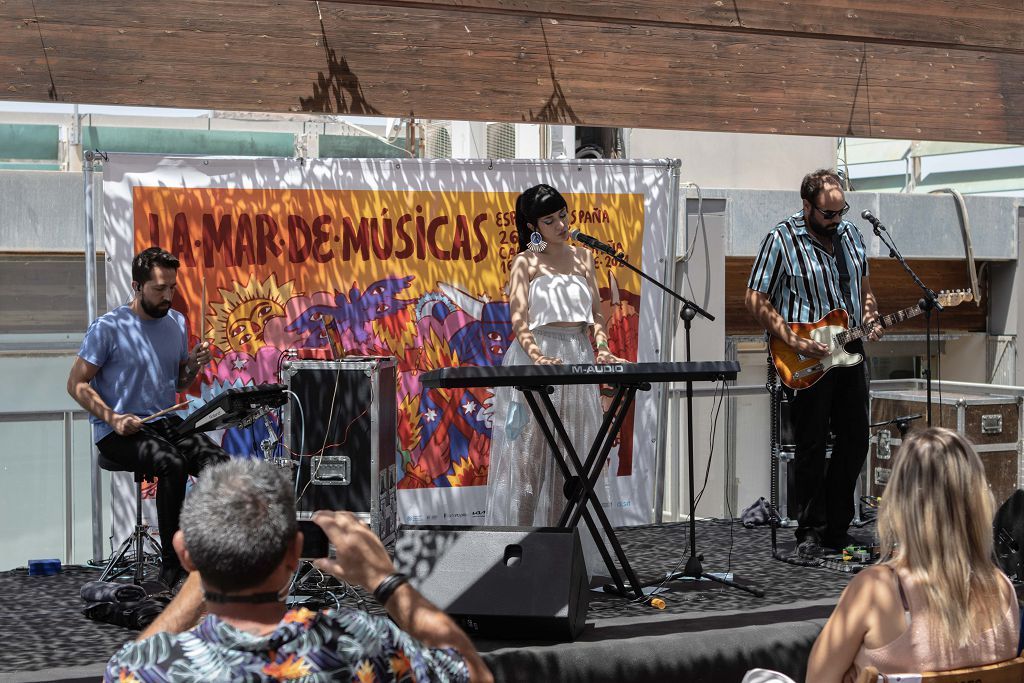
[745,170,883,559]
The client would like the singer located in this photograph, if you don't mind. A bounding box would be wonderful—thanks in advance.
[485,184,623,576]
[745,170,883,560]
[67,247,229,589]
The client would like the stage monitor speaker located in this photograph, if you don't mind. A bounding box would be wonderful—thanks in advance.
[394,525,588,641]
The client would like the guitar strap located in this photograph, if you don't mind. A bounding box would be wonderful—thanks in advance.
[832,229,856,321]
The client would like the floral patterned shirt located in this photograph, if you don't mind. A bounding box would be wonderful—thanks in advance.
[104,607,469,682]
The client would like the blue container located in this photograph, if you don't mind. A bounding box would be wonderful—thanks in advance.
[28,559,62,576]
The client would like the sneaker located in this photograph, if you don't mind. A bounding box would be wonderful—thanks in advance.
[797,539,825,560]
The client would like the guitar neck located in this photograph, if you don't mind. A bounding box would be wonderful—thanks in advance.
[836,303,923,345]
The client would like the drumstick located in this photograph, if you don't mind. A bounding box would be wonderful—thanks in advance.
[201,271,208,342]
[141,400,191,423]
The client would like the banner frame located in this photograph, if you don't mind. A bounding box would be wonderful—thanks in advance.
[92,154,680,549]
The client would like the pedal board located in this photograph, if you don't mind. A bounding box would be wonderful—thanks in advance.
[820,546,879,574]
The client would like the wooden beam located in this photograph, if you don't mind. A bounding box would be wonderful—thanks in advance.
[339,1,1024,53]
[2,1,1023,142]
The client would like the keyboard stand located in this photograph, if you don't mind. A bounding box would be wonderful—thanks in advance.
[517,380,649,600]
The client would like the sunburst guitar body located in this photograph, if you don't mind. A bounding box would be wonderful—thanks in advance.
[770,289,973,390]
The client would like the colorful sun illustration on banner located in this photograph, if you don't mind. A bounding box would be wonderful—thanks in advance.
[207,274,296,355]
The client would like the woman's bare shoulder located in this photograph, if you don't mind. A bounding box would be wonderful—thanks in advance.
[510,251,535,273]
[573,244,595,265]
[841,564,897,604]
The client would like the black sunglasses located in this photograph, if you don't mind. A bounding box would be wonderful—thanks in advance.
[811,202,851,220]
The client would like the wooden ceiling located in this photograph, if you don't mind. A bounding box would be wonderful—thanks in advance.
[3,1,1024,142]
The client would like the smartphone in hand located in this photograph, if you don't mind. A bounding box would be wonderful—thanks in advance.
[297,516,332,559]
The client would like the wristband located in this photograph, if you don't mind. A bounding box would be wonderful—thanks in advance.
[596,341,610,350]
[373,572,409,605]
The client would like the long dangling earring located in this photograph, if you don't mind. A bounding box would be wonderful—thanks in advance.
[527,230,547,253]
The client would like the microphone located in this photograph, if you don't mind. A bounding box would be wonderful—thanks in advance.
[861,210,886,231]
[569,229,618,256]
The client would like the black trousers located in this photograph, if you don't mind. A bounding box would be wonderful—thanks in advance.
[97,415,229,569]
[786,345,870,546]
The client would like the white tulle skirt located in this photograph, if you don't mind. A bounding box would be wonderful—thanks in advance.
[485,324,611,576]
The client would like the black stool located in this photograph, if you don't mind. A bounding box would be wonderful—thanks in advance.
[98,455,163,585]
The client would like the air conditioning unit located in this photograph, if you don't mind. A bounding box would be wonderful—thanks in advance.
[485,122,517,159]
[422,121,454,159]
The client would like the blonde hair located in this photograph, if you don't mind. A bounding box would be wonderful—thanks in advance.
[878,427,1005,646]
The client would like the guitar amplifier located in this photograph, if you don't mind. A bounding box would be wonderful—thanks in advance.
[282,357,398,544]
[869,388,1023,506]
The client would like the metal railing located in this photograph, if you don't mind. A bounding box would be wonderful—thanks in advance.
[0,408,97,569]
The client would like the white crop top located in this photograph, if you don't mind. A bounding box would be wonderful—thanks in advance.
[528,274,595,330]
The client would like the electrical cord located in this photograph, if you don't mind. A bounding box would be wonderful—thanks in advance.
[293,369,375,504]
[296,365,344,503]
[678,182,706,264]
[721,380,735,573]
[637,378,730,605]
[691,379,735,574]
[285,389,306,501]
[936,309,943,427]
[693,378,727,509]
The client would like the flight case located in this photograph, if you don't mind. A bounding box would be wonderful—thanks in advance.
[869,387,1022,506]
[282,357,398,544]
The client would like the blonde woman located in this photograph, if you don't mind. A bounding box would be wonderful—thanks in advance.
[806,427,1020,681]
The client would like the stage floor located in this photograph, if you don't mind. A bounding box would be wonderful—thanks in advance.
[0,519,862,682]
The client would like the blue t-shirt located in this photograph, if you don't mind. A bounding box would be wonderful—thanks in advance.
[78,305,189,442]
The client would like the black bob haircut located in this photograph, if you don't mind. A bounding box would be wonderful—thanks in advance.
[513,184,568,254]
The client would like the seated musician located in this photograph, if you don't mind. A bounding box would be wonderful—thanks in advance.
[68,247,229,588]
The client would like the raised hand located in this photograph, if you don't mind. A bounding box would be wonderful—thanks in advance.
[189,341,211,368]
[311,511,393,592]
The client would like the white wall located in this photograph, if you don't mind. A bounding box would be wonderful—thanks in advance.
[938,334,990,384]
[450,121,487,158]
[668,196,732,520]
[627,130,836,190]
[731,346,773,517]
[0,170,100,251]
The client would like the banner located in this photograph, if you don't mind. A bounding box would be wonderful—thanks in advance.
[102,157,674,535]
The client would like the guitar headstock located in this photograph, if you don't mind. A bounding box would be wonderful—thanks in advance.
[936,289,974,307]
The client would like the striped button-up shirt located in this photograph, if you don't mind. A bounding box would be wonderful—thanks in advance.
[748,211,869,326]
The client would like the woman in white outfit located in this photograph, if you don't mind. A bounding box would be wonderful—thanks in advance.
[485,184,623,575]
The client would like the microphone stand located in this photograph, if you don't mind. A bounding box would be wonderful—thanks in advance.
[866,217,942,425]
[869,413,923,440]
[580,241,763,598]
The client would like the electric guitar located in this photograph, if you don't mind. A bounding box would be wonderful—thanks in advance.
[770,289,973,390]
